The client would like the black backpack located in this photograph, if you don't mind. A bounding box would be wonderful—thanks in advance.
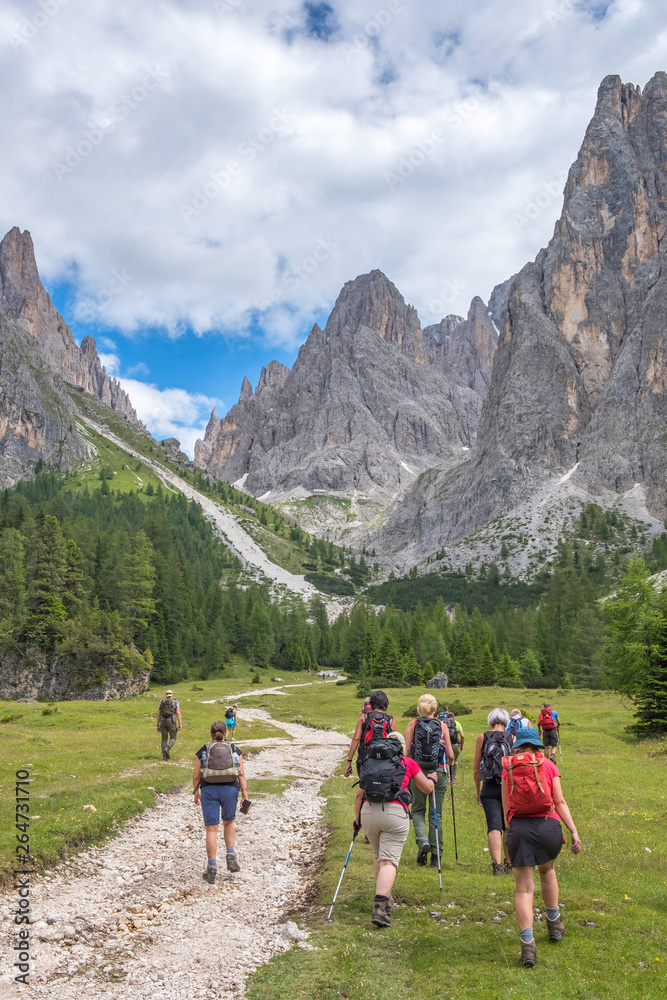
[357,711,393,764]
[479,730,511,784]
[357,738,410,808]
[159,698,175,719]
[442,715,459,745]
[412,717,442,769]
[225,707,235,720]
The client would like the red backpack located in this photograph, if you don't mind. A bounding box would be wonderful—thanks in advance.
[503,752,553,817]
[357,711,392,765]
[540,707,555,730]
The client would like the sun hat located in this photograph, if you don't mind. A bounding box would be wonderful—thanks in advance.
[512,726,544,749]
[387,730,406,749]
[165,689,173,696]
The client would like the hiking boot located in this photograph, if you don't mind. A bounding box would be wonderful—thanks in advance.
[202,866,217,885]
[430,856,440,868]
[546,915,566,941]
[371,896,391,927]
[504,861,513,873]
[386,895,395,915]
[492,862,504,876]
[226,853,241,873]
[521,939,537,967]
[162,749,170,761]
[416,842,430,866]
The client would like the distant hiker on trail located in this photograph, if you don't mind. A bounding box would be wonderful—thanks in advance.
[474,708,512,875]
[406,694,453,868]
[344,690,396,779]
[157,689,182,761]
[507,709,531,744]
[193,720,250,884]
[502,726,581,967]
[537,703,560,761]
[441,711,464,784]
[353,729,438,927]
[224,704,238,740]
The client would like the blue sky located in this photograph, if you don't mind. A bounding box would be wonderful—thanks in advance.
[2,0,666,453]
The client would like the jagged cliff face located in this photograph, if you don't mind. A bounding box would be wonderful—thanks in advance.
[375,73,667,561]
[195,271,497,498]
[0,228,138,422]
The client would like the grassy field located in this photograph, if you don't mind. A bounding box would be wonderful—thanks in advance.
[244,684,667,1000]
[62,422,164,496]
[0,666,315,882]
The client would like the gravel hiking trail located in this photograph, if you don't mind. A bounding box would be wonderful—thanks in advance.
[0,701,349,1000]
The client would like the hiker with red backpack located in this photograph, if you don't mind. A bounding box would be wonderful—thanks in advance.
[193,720,251,884]
[473,708,513,875]
[353,729,439,927]
[537,703,560,761]
[343,690,396,778]
[405,694,454,869]
[502,726,581,967]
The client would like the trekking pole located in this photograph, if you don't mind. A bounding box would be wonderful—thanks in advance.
[558,731,563,766]
[327,829,359,921]
[432,787,442,891]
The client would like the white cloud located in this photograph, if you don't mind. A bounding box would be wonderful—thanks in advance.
[98,351,121,375]
[1,0,666,350]
[118,378,223,459]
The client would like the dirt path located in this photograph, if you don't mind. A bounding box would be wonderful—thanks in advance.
[79,417,319,600]
[0,707,349,999]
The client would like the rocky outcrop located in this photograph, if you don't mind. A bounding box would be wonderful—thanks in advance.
[426,672,448,689]
[196,271,496,498]
[159,437,193,467]
[0,647,150,701]
[374,73,667,561]
[0,313,91,487]
[0,227,138,423]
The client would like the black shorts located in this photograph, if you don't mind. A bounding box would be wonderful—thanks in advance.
[480,780,504,833]
[542,729,558,747]
[506,817,564,867]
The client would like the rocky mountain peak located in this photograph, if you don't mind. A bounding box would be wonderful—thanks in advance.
[0,227,139,424]
[239,376,253,403]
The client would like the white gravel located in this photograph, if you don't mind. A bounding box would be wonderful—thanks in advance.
[0,706,349,999]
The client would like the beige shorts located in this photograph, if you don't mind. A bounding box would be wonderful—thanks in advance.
[361,800,410,868]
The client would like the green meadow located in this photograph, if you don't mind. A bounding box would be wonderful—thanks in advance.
[0,665,309,881]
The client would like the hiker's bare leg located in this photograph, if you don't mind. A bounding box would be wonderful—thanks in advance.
[537,860,558,908]
[375,860,397,897]
[222,819,236,849]
[513,866,535,929]
[205,825,218,861]
[488,829,502,864]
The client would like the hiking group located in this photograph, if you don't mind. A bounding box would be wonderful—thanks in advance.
[341,691,580,968]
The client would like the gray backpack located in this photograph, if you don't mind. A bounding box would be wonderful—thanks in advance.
[201,741,241,783]
[159,698,176,719]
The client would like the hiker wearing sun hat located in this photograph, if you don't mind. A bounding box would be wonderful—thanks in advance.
[502,726,581,968]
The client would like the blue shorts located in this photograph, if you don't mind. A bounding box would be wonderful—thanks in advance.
[226,720,235,730]
[200,784,239,826]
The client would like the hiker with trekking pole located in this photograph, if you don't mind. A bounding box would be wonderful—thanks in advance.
[347,729,438,927]
[501,726,581,967]
[474,708,513,875]
[193,720,251,884]
[405,694,453,872]
[537,703,560,762]
[343,690,397,778]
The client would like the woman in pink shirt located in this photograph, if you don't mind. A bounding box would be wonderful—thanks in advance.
[502,727,581,968]
[353,730,438,927]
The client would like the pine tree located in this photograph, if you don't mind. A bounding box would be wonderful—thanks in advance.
[478,644,497,685]
[402,645,422,686]
[377,631,404,685]
[0,528,26,627]
[497,651,523,687]
[120,531,157,642]
[453,631,478,686]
